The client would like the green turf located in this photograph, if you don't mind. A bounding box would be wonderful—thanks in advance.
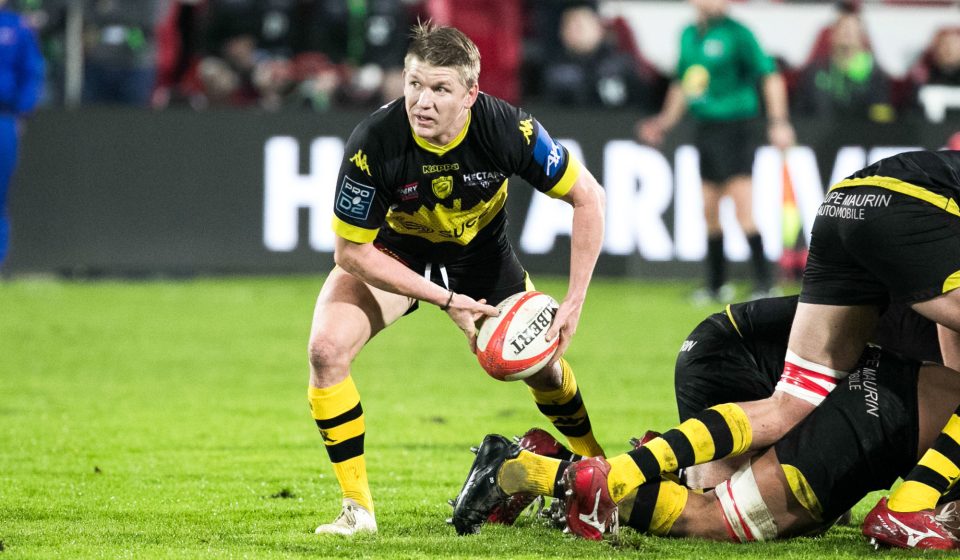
[0,276,914,558]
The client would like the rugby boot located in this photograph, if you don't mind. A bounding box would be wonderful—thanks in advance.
[451,434,520,535]
[629,430,661,449]
[862,497,956,550]
[562,457,619,541]
[488,428,580,525]
[516,427,580,461]
[314,499,377,536]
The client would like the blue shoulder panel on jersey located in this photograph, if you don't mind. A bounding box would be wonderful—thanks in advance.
[532,122,565,179]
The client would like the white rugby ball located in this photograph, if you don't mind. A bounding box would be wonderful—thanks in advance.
[476,291,560,381]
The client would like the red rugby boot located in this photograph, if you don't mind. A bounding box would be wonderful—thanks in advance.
[562,457,618,541]
[862,497,957,550]
[629,430,661,449]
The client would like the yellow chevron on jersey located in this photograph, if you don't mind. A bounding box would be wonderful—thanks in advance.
[385,180,508,245]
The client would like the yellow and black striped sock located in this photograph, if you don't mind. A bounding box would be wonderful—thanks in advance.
[529,358,605,458]
[890,412,960,512]
[308,376,373,513]
[606,403,751,503]
[620,476,689,536]
[498,450,570,498]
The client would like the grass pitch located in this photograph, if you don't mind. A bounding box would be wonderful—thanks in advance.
[0,276,894,558]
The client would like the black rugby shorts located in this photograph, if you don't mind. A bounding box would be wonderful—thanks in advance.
[801,187,960,306]
[674,314,779,421]
[694,118,761,185]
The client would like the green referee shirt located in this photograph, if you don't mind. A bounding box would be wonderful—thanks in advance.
[676,15,776,121]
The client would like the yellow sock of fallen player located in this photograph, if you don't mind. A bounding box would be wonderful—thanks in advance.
[498,450,563,496]
[607,403,752,503]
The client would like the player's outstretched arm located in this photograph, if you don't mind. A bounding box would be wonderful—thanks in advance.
[546,165,604,358]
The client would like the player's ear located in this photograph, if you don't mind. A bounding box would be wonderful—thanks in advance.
[463,82,479,109]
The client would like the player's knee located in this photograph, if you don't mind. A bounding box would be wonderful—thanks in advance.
[524,360,563,390]
[307,333,352,373]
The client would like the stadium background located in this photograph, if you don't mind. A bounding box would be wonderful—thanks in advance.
[6,0,960,281]
[4,1,960,558]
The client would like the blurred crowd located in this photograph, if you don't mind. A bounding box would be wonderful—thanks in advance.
[9,0,960,121]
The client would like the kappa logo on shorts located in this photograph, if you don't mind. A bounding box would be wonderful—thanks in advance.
[336,176,376,220]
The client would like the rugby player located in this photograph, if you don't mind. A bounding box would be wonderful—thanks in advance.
[306,22,606,535]
[587,150,960,549]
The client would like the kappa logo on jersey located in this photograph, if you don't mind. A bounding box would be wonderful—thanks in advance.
[422,163,460,174]
[519,118,534,145]
[432,175,454,199]
[532,122,565,178]
[336,176,376,220]
[350,149,372,176]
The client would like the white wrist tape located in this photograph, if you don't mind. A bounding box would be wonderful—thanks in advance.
[716,461,778,542]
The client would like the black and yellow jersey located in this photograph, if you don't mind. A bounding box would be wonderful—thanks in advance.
[830,150,960,214]
[331,93,580,263]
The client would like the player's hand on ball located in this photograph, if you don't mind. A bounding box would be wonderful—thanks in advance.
[445,294,498,353]
[546,297,583,361]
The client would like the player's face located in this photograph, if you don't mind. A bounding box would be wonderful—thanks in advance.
[403,57,479,146]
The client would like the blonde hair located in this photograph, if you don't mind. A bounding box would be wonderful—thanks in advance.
[405,21,481,88]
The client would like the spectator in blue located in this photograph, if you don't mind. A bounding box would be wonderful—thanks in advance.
[0,0,42,268]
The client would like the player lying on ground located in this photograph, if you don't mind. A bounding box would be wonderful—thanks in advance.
[453,346,960,543]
